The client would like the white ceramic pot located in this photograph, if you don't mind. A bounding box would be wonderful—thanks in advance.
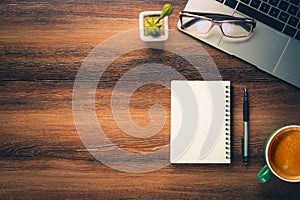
[139,11,169,42]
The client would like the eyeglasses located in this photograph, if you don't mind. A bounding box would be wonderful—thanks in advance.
[179,11,256,38]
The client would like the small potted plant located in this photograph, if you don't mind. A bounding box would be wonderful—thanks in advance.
[139,4,174,42]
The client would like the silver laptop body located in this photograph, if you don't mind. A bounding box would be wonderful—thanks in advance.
[179,0,300,88]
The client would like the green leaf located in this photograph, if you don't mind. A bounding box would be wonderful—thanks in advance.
[147,26,161,37]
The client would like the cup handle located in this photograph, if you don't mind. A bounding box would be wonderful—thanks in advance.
[257,165,272,183]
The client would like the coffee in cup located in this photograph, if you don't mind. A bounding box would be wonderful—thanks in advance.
[258,125,300,183]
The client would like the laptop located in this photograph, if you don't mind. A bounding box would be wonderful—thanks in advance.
[178,0,300,88]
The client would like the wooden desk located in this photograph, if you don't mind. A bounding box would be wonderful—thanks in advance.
[1,0,300,199]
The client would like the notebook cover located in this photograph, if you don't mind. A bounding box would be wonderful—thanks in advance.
[170,81,231,164]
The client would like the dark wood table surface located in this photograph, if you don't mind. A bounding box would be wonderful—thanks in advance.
[1,0,300,199]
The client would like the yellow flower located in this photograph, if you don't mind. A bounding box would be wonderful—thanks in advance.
[159,3,174,21]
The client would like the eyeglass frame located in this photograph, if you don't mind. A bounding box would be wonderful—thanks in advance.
[179,11,257,38]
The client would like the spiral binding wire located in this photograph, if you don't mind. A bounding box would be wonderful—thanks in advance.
[225,85,231,160]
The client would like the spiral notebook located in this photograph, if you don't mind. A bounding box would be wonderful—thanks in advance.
[170,81,231,164]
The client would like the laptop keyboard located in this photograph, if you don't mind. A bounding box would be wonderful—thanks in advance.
[215,0,300,40]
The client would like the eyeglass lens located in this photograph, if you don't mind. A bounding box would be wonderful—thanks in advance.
[181,16,253,38]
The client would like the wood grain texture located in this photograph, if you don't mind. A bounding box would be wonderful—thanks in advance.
[1,0,300,199]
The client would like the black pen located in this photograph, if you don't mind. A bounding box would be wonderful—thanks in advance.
[242,88,249,165]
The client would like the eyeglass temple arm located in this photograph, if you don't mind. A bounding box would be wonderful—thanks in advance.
[181,11,254,21]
